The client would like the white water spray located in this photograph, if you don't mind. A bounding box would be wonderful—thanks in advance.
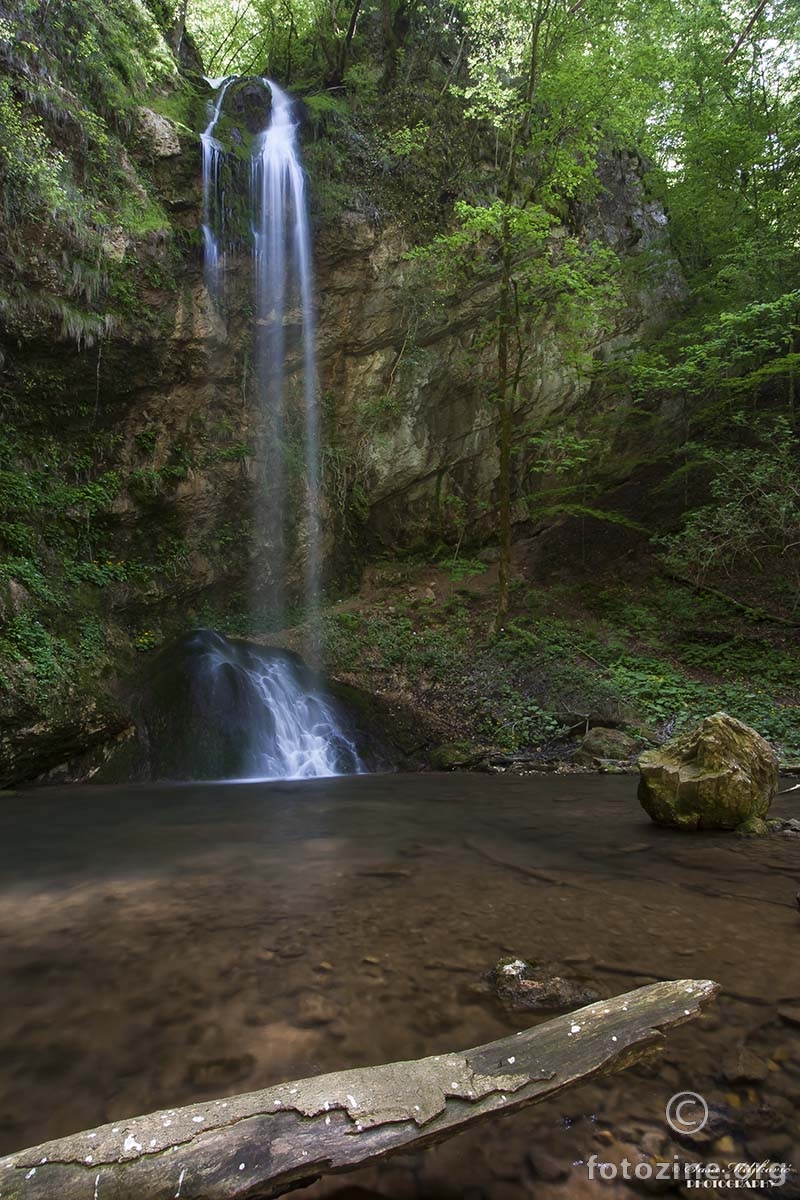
[201,75,234,304]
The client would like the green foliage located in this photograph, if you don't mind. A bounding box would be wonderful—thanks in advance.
[0,80,72,222]
[134,628,159,652]
[630,292,800,411]
[323,574,799,760]
[479,683,563,751]
[0,0,174,337]
[384,122,429,159]
[663,414,800,598]
[321,607,466,679]
[186,0,320,77]
[303,91,350,118]
[0,613,76,702]
[439,557,487,584]
[605,656,799,758]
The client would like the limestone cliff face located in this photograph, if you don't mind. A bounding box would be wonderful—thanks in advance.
[314,148,682,555]
[59,128,679,603]
[0,76,681,782]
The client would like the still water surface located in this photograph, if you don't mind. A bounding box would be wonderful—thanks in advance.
[0,774,798,1197]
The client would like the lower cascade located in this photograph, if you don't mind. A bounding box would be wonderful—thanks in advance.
[142,630,365,782]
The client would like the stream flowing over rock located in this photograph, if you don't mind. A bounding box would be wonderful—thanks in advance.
[637,712,778,833]
[130,629,367,781]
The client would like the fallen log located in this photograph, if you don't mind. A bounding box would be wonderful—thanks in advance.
[0,978,718,1200]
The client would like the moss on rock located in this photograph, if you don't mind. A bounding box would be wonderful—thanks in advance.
[571,726,639,764]
[637,711,778,833]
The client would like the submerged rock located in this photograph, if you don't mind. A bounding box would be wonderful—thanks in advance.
[488,956,601,1011]
[638,712,777,833]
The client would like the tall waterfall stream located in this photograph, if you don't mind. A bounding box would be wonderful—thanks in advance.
[190,78,360,781]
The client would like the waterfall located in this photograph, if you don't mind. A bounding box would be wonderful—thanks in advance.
[251,80,321,641]
[200,75,234,305]
[142,631,365,782]
[195,80,359,781]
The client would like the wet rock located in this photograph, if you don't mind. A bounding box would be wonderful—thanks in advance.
[719,1046,768,1084]
[296,992,337,1027]
[770,818,800,837]
[277,944,304,959]
[777,1006,800,1028]
[527,1147,569,1181]
[589,1136,661,1191]
[0,578,31,621]
[135,107,181,157]
[325,1189,389,1200]
[639,1130,668,1159]
[185,1053,255,1088]
[429,742,479,770]
[638,712,778,832]
[488,957,601,1011]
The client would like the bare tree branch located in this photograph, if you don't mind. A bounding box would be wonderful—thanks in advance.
[724,0,768,65]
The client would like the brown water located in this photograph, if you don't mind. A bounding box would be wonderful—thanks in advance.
[0,774,798,1197]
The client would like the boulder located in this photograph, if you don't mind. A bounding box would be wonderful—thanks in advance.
[638,712,778,833]
[572,726,638,764]
[429,742,478,770]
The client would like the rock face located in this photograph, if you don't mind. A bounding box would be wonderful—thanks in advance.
[638,712,778,833]
[134,107,182,158]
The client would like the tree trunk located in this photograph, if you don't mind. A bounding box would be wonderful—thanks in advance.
[495,217,513,628]
[170,0,189,54]
[0,979,717,1200]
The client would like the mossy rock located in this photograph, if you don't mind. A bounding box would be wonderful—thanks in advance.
[572,726,639,764]
[429,742,478,770]
[638,712,778,833]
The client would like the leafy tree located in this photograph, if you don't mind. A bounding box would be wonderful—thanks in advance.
[663,414,800,603]
[407,0,637,623]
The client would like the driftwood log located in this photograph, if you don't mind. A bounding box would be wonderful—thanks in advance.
[0,979,718,1200]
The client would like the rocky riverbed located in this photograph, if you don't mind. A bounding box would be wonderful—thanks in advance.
[0,773,798,1197]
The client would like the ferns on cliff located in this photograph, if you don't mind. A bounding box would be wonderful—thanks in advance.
[0,0,177,339]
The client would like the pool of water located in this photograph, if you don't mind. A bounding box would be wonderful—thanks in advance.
[0,773,798,1197]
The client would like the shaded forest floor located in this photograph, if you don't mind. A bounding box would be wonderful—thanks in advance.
[286,539,800,769]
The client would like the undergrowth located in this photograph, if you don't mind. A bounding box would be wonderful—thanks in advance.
[319,563,800,761]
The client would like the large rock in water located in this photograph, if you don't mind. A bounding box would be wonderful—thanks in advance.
[638,712,778,834]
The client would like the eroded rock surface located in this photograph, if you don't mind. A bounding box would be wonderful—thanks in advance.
[638,712,778,833]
